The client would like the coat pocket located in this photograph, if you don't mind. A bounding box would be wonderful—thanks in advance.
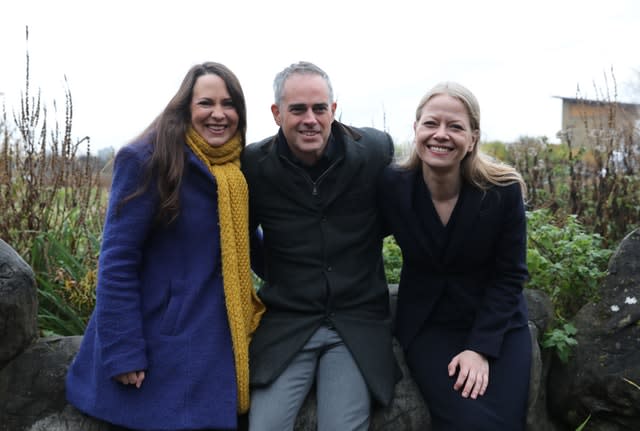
[159,279,185,336]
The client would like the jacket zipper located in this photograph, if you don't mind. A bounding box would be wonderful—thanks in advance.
[280,155,342,196]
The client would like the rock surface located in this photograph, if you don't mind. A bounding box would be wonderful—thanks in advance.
[548,229,640,431]
[3,231,640,430]
[0,238,38,370]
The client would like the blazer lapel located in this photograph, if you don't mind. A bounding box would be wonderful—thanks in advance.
[404,169,439,263]
[442,183,484,264]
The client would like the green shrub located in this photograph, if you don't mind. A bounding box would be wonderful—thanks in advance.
[31,222,101,336]
[527,209,613,363]
[383,236,402,284]
[542,322,578,363]
[526,209,613,319]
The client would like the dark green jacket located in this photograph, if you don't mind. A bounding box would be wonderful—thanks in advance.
[242,122,401,406]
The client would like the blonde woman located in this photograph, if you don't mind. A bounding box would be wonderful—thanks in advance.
[379,82,531,430]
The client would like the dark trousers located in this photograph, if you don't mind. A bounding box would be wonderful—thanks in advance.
[406,324,532,431]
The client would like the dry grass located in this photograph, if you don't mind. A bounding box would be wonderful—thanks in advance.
[0,27,106,260]
[505,72,640,246]
[1,26,108,335]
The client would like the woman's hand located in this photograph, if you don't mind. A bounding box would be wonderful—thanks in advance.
[448,350,489,399]
[114,370,146,388]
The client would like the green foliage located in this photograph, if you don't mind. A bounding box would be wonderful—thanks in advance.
[527,209,613,363]
[575,413,591,431]
[542,322,578,363]
[383,236,402,284]
[526,209,613,318]
[479,140,508,161]
[31,222,101,336]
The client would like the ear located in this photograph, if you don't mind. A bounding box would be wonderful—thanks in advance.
[271,104,281,126]
[468,130,479,153]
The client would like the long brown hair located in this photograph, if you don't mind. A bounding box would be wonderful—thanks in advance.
[122,62,247,224]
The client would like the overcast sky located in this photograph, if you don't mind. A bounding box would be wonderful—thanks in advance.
[1,0,638,153]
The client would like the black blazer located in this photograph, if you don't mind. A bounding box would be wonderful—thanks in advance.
[379,166,529,359]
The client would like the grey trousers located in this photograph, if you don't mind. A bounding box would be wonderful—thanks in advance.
[248,325,371,431]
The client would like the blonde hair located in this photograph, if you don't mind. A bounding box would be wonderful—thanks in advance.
[400,81,526,197]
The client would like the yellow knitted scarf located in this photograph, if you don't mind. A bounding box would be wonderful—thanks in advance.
[185,127,265,414]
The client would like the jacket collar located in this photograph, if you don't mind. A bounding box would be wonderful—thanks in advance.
[258,121,365,207]
[184,143,215,181]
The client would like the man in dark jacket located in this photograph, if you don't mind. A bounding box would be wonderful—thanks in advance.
[242,61,400,431]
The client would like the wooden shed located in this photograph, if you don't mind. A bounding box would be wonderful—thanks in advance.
[555,96,640,147]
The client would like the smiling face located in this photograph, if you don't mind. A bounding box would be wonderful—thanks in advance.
[190,73,239,147]
[271,73,336,165]
[413,93,478,176]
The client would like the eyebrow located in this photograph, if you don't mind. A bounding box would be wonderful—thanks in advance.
[288,103,329,111]
[195,96,233,103]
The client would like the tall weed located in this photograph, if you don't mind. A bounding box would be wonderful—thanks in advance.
[505,71,640,247]
[0,27,106,335]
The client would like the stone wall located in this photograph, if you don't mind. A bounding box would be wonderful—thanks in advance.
[2,232,640,431]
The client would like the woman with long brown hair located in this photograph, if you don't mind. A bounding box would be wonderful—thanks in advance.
[66,62,264,430]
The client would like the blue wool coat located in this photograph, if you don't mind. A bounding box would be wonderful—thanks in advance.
[66,140,238,430]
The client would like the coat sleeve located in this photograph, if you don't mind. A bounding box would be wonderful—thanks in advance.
[249,227,265,280]
[382,131,395,165]
[241,144,266,279]
[376,165,396,238]
[466,183,529,358]
[95,145,156,378]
